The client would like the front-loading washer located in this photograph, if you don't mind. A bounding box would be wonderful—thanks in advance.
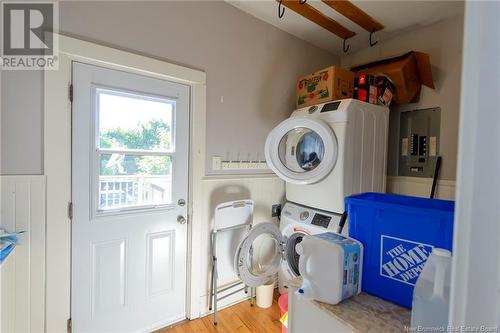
[278,201,342,293]
[232,201,342,293]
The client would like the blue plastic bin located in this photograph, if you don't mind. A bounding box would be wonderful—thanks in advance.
[346,192,454,308]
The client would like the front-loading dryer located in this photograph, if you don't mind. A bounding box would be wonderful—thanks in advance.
[265,98,389,213]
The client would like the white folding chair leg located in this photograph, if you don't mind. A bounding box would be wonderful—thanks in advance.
[209,231,216,312]
[212,232,218,325]
[213,256,218,325]
[209,222,253,325]
[208,256,215,311]
[250,287,255,306]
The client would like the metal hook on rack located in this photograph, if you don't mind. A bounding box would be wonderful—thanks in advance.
[278,0,285,19]
[343,38,350,53]
[369,31,378,47]
[299,0,307,4]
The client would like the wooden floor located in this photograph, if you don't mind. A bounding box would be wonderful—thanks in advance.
[160,292,282,333]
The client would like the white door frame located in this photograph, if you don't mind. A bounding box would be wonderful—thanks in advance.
[44,34,207,332]
[449,1,500,328]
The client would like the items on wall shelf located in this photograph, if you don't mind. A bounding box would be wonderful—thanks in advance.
[212,156,270,171]
[221,160,269,171]
[294,50,434,112]
[296,66,354,108]
[353,74,395,107]
[351,51,435,105]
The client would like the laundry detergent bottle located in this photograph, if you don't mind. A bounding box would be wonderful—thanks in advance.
[411,248,452,330]
[295,232,363,304]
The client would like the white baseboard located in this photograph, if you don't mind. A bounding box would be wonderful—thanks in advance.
[387,176,456,200]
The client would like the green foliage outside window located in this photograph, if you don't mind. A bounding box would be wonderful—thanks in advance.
[100,119,171,176]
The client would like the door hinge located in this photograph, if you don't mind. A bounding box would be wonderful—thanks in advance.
[69,84,73,103]
[68,202,73,220]
[67,318,72,333]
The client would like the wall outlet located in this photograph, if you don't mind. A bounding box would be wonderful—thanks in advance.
[212,156,222,170]
[271,204,282,218]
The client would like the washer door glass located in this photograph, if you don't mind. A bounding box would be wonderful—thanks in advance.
[278,128,325,173]
[265,116,338,185]
[285,233,305,277]
[234,223,283,287]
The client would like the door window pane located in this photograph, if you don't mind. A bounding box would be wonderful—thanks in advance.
[98,89,174,151]
[98,154,172,210]
[278,127,324,173]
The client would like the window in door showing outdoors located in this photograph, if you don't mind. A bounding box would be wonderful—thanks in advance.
[96,88,175,211]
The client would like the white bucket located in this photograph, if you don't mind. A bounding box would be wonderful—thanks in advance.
[256,282,275,308]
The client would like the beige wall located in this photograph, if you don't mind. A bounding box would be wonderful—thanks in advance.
[341,13,464,180]
[1,71,44,175]
[0,1,337,175]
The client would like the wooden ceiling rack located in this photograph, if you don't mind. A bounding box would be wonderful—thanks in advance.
[321,0,384,33]
[277,0,355,39]
[276,0,384,39]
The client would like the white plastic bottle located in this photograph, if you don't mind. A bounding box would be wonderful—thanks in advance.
[411,248,452,330]
[295,232,363,305]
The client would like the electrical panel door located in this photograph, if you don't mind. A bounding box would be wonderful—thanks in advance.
[398,107,441,177]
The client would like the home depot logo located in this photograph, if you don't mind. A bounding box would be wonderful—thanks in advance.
[380,235,433,286]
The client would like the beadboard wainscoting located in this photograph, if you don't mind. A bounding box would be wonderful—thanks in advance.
[387,176,456,200]
[1,176,46,333]
[0,173,454,328]
[196,175,285,315]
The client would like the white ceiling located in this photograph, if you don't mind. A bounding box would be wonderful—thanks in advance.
[227,0,464,55]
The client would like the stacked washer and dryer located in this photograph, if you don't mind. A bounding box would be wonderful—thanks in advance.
[233,98,389,292]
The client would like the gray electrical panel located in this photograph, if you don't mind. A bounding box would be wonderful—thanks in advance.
[398,107,441,177]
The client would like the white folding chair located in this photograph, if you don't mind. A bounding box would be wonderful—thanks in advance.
[208,200,255,325]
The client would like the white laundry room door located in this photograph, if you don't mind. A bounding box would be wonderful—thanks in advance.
[71,62,189,332]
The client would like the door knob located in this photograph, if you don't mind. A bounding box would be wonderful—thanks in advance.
[177,215,187,224]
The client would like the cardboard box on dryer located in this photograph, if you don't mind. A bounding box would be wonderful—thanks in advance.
[296,66,355,108]
[350,51,434,105]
